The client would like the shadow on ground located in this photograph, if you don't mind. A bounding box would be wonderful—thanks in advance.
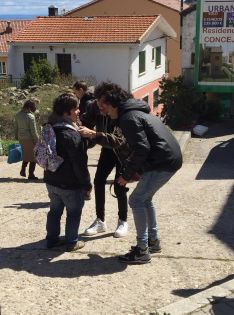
[171,274,234,298]
[196,138,234,180]
[0,240,127,278]
[210,296,234,314]
[195,126,234,251]
[4,202,49,210]
[209,184,234,251]
[0,178,43,183]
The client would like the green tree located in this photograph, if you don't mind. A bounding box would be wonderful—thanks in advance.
[20,59,59,89]
[159,76,204,129]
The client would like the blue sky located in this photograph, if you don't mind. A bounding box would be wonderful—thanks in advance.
[0,0,90,15]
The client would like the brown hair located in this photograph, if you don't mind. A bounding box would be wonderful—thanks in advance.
[73,80,88,92]
[23,100,37,112]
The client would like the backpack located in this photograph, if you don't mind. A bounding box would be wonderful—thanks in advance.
[34,124,64,172]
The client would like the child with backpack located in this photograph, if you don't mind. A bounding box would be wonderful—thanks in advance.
[42,93,91,252]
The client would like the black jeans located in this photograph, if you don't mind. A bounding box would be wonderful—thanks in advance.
[94,148,128,222]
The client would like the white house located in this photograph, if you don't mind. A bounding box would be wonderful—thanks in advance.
[181,4,196,85]
[8,15,176,110]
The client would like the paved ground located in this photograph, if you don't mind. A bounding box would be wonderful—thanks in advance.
[0,119,233,315]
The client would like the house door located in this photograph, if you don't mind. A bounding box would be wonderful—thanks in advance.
[57,54,71,75]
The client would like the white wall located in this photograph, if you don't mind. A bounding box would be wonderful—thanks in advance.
[8,44,130,89]
[182,10,196,69]
[130,29,166,92]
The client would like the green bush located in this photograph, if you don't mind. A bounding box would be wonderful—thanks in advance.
[1,139,19,156]
[20,59,59,89]
[159,76,205,129]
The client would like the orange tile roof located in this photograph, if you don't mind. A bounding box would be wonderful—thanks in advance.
[11,16,160,44]
[65,0,189,15]
[0,20,31,53]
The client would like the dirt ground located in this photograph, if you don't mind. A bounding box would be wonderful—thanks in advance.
[0,119,234,315]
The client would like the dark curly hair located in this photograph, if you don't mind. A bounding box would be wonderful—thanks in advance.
[53,93,79,116]
[94,82,133,108]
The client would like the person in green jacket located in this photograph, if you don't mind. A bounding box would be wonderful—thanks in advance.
[15,99,39,180]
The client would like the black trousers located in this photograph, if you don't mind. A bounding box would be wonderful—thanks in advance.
[94,148,128,222]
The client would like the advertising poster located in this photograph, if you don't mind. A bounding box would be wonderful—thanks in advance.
[195,0,234,91]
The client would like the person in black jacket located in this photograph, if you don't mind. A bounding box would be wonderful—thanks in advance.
[94,82,183,264]
[44,93,92,252]
[78,100,129,238]
[73,80,94,116]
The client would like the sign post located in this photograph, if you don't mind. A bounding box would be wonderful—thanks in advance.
[195,0,234,92]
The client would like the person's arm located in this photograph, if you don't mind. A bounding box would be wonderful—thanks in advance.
[28,114,39,143]
[79,126,127,149]
[80,100,99,129]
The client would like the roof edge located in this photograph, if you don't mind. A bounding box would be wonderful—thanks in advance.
[139,15,176,43]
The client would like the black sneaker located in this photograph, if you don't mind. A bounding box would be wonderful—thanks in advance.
[28,175,39,180]
[118,246,151,264]
[148,239,161,253]
[46,238,66,249]
[66,240,85,252]
[20,170,26,177]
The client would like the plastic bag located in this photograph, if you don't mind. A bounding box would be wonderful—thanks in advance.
[192,125,208,137]
[7,143,22,164]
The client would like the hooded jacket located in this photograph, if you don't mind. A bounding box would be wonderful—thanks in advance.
[44,115,91,191]
[117,99,183,181]
[80,100,132,164]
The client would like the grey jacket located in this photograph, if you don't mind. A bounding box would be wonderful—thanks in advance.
[15,109,38,142]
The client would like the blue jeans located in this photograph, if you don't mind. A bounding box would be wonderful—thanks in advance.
[129,170,175,248]
[46,184,84,244]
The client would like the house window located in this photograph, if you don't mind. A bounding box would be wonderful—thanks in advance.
[139,51,146,75]
[153,89,159,109]
[152,48,155,61]
[155,46,161,67]
[142,95,149,103]
[0,61,7,75]
[191,53,195,65]
[23,53,47,72]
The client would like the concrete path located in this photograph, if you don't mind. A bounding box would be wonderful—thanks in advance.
[0,120,233,315]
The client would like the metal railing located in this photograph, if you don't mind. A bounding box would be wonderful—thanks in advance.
[0,75,21,89]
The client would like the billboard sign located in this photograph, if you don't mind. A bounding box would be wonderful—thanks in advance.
[195,0,234,92]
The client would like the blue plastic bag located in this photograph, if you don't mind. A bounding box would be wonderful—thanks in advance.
[7,143,22,164]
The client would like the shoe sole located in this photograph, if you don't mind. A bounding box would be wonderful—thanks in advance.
[149,248,162,254]
[113,232,128,238]
[119,258,151,264]
[66,244,85,252]
[84,229,107,236]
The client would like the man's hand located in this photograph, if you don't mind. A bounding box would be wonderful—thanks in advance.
[117,176,128,186]
[79,126,96,139]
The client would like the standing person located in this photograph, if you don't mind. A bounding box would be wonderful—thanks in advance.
[72,80,94,116]
[79,100,129,238]
[44,93,91,251]
[94,82,183,264]
[15,99,39,180]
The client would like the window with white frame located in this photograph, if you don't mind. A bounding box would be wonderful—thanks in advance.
[155,46,161,67]
[0,61,7,75]
[139,51,146,75]
[153,89,159,109]
[152,48,155,61]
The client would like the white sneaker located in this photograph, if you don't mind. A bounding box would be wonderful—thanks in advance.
[84,218,107,236]
[114,220,128,238]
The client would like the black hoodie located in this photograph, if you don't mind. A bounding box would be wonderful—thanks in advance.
[44,116,91,191]
[117,99,183,181]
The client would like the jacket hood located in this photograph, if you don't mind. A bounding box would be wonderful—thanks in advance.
[118,99,150,117]
[47,113,79,130]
